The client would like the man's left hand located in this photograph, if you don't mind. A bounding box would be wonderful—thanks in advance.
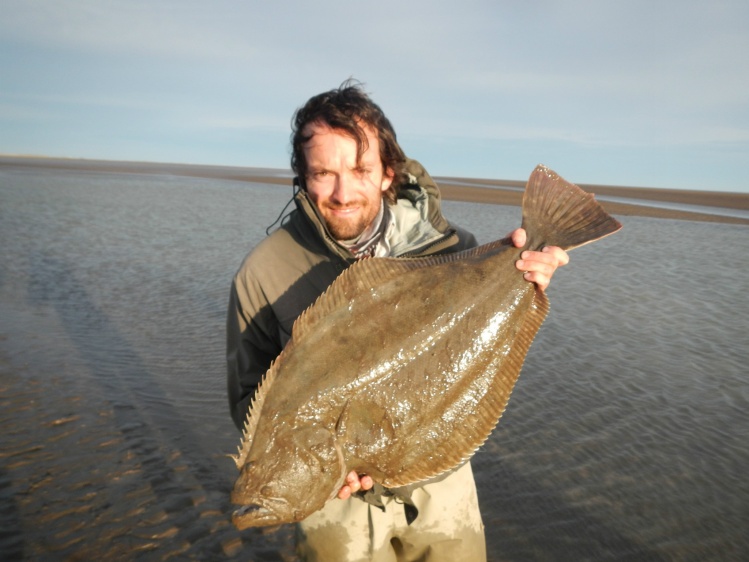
[511,228,569,291]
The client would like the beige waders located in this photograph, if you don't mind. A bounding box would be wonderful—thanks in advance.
[296,462,486,562]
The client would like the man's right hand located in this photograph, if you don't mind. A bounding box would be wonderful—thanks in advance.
[337,470,374,499]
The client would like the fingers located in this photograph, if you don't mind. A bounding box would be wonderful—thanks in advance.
[509,228,527,248]
[507,228,570,290]
[516,246,570,291]
[360,474,374,491]
[337,471,374,500]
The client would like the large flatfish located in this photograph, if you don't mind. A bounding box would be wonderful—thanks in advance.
[230,165,622,529]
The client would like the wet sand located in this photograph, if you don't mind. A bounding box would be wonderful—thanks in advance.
[2,155,748,225]
[0,353,296,560]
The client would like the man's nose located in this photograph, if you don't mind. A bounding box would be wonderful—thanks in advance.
[330,173,356,205]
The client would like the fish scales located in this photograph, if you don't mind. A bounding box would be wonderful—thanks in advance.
[230,165,622,529]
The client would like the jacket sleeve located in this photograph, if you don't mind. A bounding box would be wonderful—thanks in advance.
[226,273,283,431]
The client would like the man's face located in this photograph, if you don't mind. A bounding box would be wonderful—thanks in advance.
[302,122,393,241]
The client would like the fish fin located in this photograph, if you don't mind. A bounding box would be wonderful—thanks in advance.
[521,165,622,251]
[232,355,282,470]
[383,287,550,488]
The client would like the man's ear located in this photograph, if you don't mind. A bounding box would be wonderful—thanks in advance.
[294,176,306,191]
[381,167,394,193]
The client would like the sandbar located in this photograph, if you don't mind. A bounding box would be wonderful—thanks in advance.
[2,156,747,225]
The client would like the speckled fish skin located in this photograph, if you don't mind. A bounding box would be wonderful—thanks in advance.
[230,165,622,529]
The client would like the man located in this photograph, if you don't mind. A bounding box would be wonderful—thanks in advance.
[227,81,569,561]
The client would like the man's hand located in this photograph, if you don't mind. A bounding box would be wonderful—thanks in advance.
[511,228,569,291]
[337,470,374,500]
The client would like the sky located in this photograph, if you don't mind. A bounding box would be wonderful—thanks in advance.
[1,0,748,192]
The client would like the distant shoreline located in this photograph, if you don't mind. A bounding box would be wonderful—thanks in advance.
[2,155,748,225]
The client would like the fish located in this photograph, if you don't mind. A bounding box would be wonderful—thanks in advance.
[230,164,622,529]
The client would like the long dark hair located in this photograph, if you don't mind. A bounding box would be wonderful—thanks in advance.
[290,79,407,203]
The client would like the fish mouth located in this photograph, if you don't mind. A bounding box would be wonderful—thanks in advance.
[231,494,290,529]
[232,503,279,530]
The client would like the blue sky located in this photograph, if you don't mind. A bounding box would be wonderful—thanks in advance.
[2,1,748,192]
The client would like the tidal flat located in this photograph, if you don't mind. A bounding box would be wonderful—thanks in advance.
[1,157,747,560]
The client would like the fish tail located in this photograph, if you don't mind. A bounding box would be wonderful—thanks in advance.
[521,165,622,251]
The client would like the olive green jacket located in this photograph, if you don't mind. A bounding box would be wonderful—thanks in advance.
[227,159,477,429]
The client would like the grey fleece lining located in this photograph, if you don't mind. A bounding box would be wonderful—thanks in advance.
[385,186,444,257]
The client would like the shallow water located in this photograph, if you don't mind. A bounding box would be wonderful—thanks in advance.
[1,167,748,561]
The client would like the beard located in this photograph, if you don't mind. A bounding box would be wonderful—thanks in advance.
[322,200,379,241]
